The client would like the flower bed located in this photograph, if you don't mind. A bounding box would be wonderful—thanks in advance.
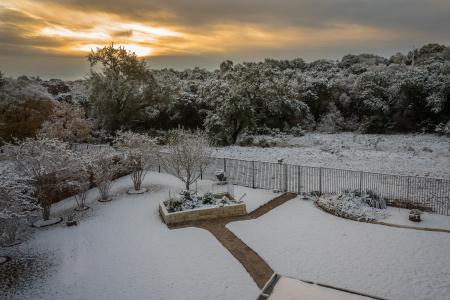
[159,191,247,225]
[314,190,388,222]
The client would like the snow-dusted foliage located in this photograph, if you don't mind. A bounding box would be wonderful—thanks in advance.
[113,130,156,191]
[164,190,239,213]
[159,129,212,190]
[69,153,93,211]
[315,190,388,221]
[38,101,92,143]
[2,43,449,144]
[90,148,122,201]
[3,138,79,220]
[0,164,37,245]
[87,44,163,131]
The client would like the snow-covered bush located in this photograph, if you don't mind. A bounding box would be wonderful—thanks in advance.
[159,129,212,190]
[4,137,79,221]
[315,190,388,221]
[435,121,450,136]
[113,131,156,192]
[70,153,93,211]
[163,190,238,212]
[38,101,92,143]
[288,126,305,137]
[90,149,122,201]
[0,164,37,246]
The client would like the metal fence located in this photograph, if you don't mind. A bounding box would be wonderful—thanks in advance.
[70,144,450,216]
[197,157,450,216]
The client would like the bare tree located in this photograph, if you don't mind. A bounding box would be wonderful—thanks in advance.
[4,137,78,224]
[159,129,212,190]
[91,149,122,201]
[113,131,156,193]
[0,164,37,248]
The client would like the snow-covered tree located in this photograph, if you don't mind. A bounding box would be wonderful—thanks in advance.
[159,129,212,190]
[4,137,78,223]
[0,164,37,247]
[38,101,92,143]
[87,44,163,131]
[113,131,156,193]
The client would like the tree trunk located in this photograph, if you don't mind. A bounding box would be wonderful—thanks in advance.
[185,182,190,191]
[43,204,51,221]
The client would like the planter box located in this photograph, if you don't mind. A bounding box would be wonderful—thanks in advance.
[159,201,247,225]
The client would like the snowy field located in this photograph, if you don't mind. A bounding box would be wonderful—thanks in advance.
[1,173,278,300]
[227,198,450,300]
[215,133,450,179]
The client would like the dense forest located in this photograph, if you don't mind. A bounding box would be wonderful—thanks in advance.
[1,43,449,145]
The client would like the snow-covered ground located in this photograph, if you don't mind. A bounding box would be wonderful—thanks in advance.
[227,198,450,300]
[384,207,450,231]
[215,133,450,179]
[1,172,278,300]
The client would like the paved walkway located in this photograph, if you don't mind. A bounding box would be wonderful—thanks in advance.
[170,192,297,288]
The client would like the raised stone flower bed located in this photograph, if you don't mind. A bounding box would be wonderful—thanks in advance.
[159,192,247,225]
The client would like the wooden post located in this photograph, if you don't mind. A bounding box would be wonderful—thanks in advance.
[200,167,203,180]
[297,166,301,194]
[158,165,161,173]
[223,158,227,173]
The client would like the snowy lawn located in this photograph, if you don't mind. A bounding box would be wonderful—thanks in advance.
[384,207,450,231]
[227,197,450,300]
[215,133,450,178]
[1,172,268,300]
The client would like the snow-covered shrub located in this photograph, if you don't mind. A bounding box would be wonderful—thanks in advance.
[159,129,212,190]
[315,190,388,221]
[70,153,93,211]
[288,126,305,137]
[113,131,157,192]
[316,103,344,133]
[237,136,255,146]
[0,164,37,246]
[90,149,122,201]
[435,121,450,136]
[4,137,79,221]
[163,190,238,213]
[38,101,92,143]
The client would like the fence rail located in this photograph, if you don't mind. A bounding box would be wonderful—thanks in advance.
[70,144,450,216]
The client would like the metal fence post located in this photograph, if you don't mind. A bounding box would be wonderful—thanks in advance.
[319,167,323,194]
[158,165,161,173]
[406,177,411,201]
[252,161,256,188]
[223,158,227,173]
[359,171,363,193]
[284,164,288,192]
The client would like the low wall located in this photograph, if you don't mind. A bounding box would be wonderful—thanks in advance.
[159,202,247,225]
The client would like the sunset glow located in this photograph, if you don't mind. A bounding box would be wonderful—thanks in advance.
[1,0,449,78]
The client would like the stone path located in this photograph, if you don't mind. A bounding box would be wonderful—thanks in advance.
[170,192,297,288]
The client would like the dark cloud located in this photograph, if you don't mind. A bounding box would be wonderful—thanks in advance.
[1,0,450,78]
[36,0,450,33]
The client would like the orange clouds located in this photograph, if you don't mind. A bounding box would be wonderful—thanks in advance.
[1,0,412,60]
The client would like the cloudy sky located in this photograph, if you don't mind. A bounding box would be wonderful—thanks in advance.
[1,0,449,79]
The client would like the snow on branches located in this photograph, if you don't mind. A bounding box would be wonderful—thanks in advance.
[4,137,79,221]
[113,131,156,192]
[159,129,212,190]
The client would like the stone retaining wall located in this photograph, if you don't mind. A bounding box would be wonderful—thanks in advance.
[159,202,247,225]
